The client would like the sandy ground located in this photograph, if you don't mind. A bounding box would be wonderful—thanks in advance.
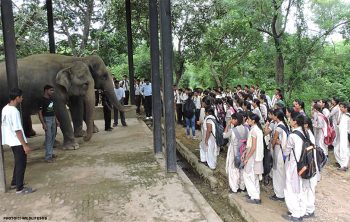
[176,123,350,222]
[0,119,220,222]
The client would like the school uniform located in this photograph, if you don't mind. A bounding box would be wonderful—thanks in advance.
[272,122,288,199]
[312,112,328,155]
[335,113,350,168]
[199,115,219,169]
[284,127,318,219]
[243,125,264,201]
[223,125,247,192]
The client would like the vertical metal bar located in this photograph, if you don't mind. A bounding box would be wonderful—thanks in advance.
[46,0,56,53]
[0,0,19,192]
[149,0,162,154]
[125,0,135,105]
[159,0,176,172]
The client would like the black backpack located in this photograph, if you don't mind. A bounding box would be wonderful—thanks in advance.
[207,117,225,147]
[183,99,195,118]
[292,131,318,179]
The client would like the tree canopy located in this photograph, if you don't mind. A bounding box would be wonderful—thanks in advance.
[0,0,349,105]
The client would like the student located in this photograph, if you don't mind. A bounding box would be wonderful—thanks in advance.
[120,75,129,105]
[271,88,282,108]
[183,92,196,139]
[134,79,142,115]
[335,102,350,171]
[113,80,127,127]
[311,104,328,156]
[319,99,330,119]
[252,99,264,125]
[329,97,341,152]
[1,88,36,194]
[38,85,59,163]
[303,116,319,218]
[141,79,152,119]
[243,112,264,204]
[283,113,316,221]
[199,107,219,170]
[259,94,268,121]
[223,113,248,193]
[270,109,289,201]
[293,99,306,116]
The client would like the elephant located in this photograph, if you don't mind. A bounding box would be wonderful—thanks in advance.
[0,54,125,150]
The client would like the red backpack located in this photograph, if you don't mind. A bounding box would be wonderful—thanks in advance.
[319,114,336,145]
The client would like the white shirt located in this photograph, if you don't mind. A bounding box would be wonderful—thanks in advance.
[114,87,125,101]
[193,96,201,109]
[120,79,129,91]
[1,104,27,146]
[135,84,141,95]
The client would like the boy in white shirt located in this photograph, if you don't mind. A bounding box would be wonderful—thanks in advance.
[1,88,35,194]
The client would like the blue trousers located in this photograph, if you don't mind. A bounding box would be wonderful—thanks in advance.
[44,116,56,160]
[185,115,196,137]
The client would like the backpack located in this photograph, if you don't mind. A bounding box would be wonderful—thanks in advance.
[207,117,225,147]
[183,99,195,118]
[232,127,249,169]
[216,104,226,125]
[292,131,319,179]
[319,114,336,146]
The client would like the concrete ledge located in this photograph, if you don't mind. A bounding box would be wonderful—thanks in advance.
[176,139,218,189]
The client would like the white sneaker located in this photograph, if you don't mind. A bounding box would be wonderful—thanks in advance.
[146,117,150,120]
[149,116,153,119]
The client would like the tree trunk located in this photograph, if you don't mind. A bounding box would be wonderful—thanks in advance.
[80,0,94,51]
[274,38,284,86]
[175,57,185,86]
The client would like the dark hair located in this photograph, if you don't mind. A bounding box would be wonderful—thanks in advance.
[114,80,119,85]
[339,102,347,108]
[9,88,23,101]
[313,103,322,112]
[205,107,215,115]
[44,85,54,91]
[243,101,251,111]
[227,97,233,107]
[276,88,282,93]
[232,112,243,125]
[294,99,305,109]
[291,113,308,138]
[304,116,314,135]
[187,92,193,98]
[248,112,263,130]
[332,97,340,104]
[273,109,289,132]
[320,99,330,110]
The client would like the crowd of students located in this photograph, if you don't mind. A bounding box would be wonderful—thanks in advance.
[174,84,350,221]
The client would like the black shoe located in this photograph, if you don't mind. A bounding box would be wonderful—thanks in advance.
[105,128,113,131]
[269,194,285,201]
[237,188,246,193]
[122,123,127,127]
[303,212,315,219]
[281,214,303,221]
[246,198,261,204]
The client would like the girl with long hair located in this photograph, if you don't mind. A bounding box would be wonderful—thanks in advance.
[243,112,264,204]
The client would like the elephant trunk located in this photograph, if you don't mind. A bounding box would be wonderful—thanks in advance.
[106,89,125,112]
[83,84,95,141]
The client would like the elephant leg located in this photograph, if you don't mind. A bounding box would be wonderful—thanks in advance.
[82,109,99,133]
[55,101,79,150]
[69,96,85,138]
[22,112,36,137]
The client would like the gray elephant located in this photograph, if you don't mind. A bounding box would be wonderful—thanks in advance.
[0,54,124,150]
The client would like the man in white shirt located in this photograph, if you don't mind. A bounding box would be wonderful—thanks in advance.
[113,80,127,127]
[134,79,142,115]
[141,78,152,119]
[1,88,35,194]
[120,75,129,105]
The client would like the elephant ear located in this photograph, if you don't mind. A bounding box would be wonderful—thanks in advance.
[56,67,72,92]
